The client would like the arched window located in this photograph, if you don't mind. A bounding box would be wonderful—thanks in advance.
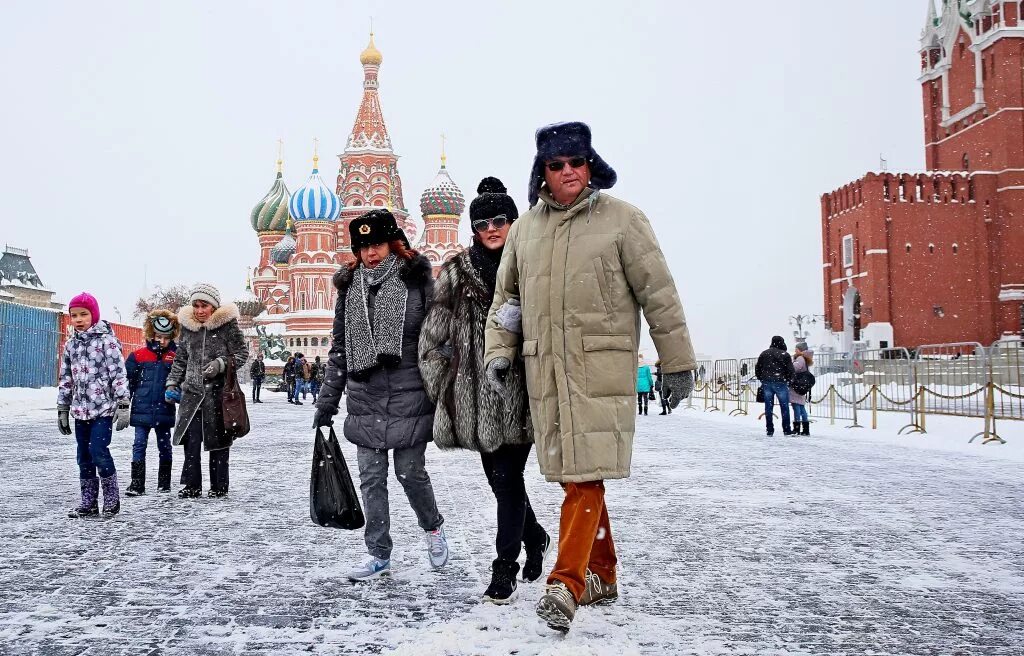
[905,243,912,253]
[928,243,936,254]
[952,243,959,254]
[322,337,329,346]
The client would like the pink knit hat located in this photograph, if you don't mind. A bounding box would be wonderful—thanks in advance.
[68,292,100,326]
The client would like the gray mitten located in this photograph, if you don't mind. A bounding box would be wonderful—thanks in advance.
[495,299,522,335]
[114,401,131,432]
[485,357,511,395]
[203,357,226,380]
[663,370,694,409]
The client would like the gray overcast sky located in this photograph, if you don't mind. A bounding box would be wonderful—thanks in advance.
[0,1,927,357]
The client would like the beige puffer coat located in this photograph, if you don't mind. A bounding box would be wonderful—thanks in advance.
[484,187,696,483]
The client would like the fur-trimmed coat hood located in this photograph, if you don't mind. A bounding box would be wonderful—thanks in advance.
[144,308,181,341]
[177,302,241,333]
[419,250,532,452]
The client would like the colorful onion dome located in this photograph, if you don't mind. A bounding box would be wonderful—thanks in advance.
[235,277,264,318]
[251,159,291,233]
[270,223,297,264]
[360,32,383,66]
[419,156,465,217]
[289,151,341,222]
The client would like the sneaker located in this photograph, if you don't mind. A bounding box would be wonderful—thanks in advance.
[347,557,391,582]
[426,526,450,569]
[536,581,577,633]
[523,531,552,582]
[178,487,202,499]
[482,559,519,604]
[579,568,618,606]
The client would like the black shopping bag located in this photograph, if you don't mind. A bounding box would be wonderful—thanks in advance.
[310,427,365,530]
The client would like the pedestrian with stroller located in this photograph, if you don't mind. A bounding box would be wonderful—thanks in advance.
[313,210,450,582]
[58,292,131,517]
[124,310,179,496]
[420,177,551,604]
[165,283,249,498]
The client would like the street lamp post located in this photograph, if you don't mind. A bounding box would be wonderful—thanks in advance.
[789,313,825,344]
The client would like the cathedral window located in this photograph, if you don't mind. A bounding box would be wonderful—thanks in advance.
[905,243,912,254]
[842,235,854,268]
[928,243,936,254]
[952,243,959,254]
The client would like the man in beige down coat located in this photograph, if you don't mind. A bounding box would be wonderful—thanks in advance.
[484,121,696,632]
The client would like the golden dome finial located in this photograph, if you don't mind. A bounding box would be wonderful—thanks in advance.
[312,137,319,170]
[360,29,383,66]
[440,132,447,168]
[276,138,284,174]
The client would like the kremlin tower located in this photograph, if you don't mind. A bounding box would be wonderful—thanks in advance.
[248,32,467,362]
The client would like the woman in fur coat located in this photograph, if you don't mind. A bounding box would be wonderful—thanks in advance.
[313,209,449,583]
[419,178,550,604]
[165,283,248,498]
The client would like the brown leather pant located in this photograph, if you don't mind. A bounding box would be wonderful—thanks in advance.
[547,481,618,601]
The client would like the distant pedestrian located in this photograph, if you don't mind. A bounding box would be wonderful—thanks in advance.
[300,354,312,401]
[284,355,296,402]
[57,292,131,518]
[654,360,671,415]
[124,310,180,496]
[637,354,654,415]
[291,353,308,405]
[310,355,326,402]
[250,352,265,403]
[789,343,815,436]
[755,335,796,436]
[313,210,449,582]
[165,283,249,498]
[419,176,550,604]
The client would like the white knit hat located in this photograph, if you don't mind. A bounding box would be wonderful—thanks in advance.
[188,282,221,309]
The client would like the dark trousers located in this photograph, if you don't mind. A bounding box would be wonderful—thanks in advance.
[179,419,230,492]
[637,393,649,413]
[251,378,262,402]
[286,378,295,401]
[310,380,321,401]
[75,416,115,479]
[480,443,547,563]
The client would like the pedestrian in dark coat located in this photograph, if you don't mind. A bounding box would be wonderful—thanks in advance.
[124,309,180,496]
[313,209,448,582]
[283,356,296,401]
[419,177,549,604]
[755,335,796,436]
[249,352,265,403]
[165,283,249,498]
[654,360,671,415]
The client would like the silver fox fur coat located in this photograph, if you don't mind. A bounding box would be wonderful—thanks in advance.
[418,250,532,452]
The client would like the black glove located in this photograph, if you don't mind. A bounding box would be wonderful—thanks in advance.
[663,370,694,409]
[485,357,511,395]
[57,405,72,435]
[312,406,337,429]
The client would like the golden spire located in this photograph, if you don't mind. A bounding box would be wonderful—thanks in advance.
[360,28,383,65]
[386,179,394,211]
[440,132,447,168]
[276,138,283,174]
[312,137,319,170]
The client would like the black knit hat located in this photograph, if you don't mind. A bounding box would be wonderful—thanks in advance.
[348,209,411,253]
[469,177,519,228]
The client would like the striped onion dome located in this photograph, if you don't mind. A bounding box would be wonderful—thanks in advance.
[289,160,341,222]
[251,170,291,233]
[419,161,465,217]
[270,224,297,264]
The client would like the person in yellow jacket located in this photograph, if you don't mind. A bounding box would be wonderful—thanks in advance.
[484,121,697,632]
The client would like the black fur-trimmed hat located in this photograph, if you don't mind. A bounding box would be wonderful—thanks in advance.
[348,209,411,253]
[527,121,617,207]
[469,177,519,227]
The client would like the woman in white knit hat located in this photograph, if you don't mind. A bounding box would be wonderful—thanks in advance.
[165,283,248,498]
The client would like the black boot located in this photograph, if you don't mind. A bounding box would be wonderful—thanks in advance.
[523,531,552,582]
[125,461,145,497]
[157,460,172,492]
[802,421,811,436]
[178,486,201,499]
[483,559,520,604]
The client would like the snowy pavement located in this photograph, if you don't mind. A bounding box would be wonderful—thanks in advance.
[1,390,1022,655]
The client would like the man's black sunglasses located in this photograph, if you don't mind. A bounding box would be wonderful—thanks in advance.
[546,156,587,172]
[472,214,510,233]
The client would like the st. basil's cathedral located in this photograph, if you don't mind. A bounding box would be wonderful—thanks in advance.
[246,34,465,361]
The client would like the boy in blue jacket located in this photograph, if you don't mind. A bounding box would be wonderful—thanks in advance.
[124,310,180,495]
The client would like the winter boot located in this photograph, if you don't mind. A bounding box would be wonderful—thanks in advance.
[426,526,450,569]
[579,568,619,606]
[523,531,552,582]
[125,461,145,497]
[178,486,202,499]
[68,478,100,518]
[483,559,520,604]
[536,581,577,633]
[802,421,811,436]
[100,473,121,515]
[157,460,172,492]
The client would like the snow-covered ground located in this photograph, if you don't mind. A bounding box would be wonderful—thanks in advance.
[0,388,1022,655]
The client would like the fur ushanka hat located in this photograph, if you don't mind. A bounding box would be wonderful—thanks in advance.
[144,309,181,341]
[527,121,617,207]
[348,209,411,253]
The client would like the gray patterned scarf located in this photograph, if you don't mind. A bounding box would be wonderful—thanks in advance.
[345,254,408,374]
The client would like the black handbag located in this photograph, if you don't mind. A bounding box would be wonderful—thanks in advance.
[310,427,365,530]
[755,386,765,403]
